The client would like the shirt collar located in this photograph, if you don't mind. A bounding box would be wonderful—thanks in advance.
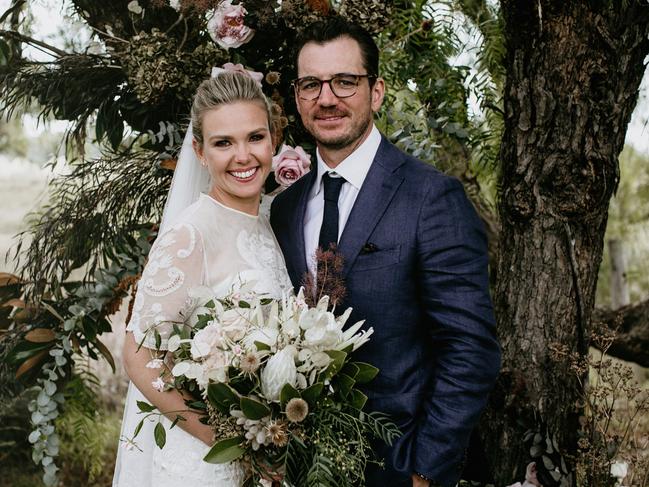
[312,124,382,197]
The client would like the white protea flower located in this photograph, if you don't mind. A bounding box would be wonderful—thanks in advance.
[335,320,373,352]
[260,345,297,401]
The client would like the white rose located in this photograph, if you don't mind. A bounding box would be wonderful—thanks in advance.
[191,324,224,359]
[220,308,252,341]
[261,345,297,402]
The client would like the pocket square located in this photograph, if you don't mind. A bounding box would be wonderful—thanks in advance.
[360,242,379,254]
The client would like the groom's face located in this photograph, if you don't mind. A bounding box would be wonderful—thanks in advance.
[295,36,384,155]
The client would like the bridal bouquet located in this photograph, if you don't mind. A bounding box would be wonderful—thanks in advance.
[133,284,400,486]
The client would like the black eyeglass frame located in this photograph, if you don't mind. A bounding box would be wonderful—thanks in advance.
[292,73,378,100]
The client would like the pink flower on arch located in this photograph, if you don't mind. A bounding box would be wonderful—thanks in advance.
[272,144,311,188]
[207,1,254,50]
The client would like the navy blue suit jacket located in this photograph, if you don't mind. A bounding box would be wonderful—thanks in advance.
[270,137,501,487]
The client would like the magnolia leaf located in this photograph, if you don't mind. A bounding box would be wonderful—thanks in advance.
[159,158,177,171]
[15,350,49,379]
[136,400,155,413]
[24,329,56,343]
[0,272,21,287]
[203,436,245,464]
[349,389,368,410]
[154,422,166,449]
[1,298,25,308]
[301,382,324,406]
[280,383,300,408]
[240,397,271,420]
[94,338,116,373]
[352,362,379,384]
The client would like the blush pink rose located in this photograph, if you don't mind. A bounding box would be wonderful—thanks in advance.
[207,0,254,50]
[272,144,311,188]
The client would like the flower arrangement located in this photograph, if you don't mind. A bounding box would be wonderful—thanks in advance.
[130,285,399,485]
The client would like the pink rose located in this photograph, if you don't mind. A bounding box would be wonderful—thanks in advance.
[272,144,311,188]
[211,63,263,87]
[207,1,254,50]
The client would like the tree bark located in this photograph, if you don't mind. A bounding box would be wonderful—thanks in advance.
[484,2,649,485]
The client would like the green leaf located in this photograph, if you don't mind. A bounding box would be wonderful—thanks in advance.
[342,362,359,379]
[336,373,355,399]
[170,415,185,429]
[352,362,379,384]
[207,382,239,410]
[133,419,144,438]
[240,397,271,420]
[203,436,245,464]
[254,341,271,351]
[280,383,300,408]
[321,350,347,380]
[301,382,324,406]
[136,401,155,413]
[349,389,368,410]
[238,300,250,308]
[154,422,166,449]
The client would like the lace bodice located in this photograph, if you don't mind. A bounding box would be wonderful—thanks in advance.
[115,194,292,487]
[127,193,292,349]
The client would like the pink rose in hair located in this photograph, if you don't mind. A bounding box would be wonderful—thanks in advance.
[272,144,311,188]
[207,0,254,50]
[211,63,263,87]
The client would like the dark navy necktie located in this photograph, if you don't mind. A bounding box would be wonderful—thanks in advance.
[318,173,345,251]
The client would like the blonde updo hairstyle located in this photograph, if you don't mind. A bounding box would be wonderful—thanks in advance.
[190,71,274,147]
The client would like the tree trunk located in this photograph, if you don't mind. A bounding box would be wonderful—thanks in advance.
[484,2,649,485]
[608,239,630,309]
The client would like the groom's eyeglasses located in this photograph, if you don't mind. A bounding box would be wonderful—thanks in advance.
[293,73,377,101]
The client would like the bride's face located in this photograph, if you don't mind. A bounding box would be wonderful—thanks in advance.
[193,100,272,215]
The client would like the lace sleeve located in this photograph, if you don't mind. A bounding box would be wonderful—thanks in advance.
[126,222,204,350]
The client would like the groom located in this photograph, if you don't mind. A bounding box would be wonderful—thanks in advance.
[270,18,501,487]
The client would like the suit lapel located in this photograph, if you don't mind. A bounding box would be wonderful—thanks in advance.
[287,169,316,287]
[338,138,405,277]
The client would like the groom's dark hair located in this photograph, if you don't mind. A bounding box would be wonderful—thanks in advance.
[294,17,379,79]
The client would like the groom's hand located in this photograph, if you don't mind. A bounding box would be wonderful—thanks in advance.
[411,473,430,487]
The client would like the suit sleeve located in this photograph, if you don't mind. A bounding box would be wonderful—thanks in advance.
[413,176,501,486]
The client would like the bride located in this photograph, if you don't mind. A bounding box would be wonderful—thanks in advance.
[113,70,292,486]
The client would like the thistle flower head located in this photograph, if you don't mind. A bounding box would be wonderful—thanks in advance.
[240,351,261,373]
[266,420,289,447]
[285,397,309,423]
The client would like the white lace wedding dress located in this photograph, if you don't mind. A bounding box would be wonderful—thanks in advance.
[113,193,293,487]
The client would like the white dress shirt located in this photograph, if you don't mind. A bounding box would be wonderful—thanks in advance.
[304,124,382,275]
